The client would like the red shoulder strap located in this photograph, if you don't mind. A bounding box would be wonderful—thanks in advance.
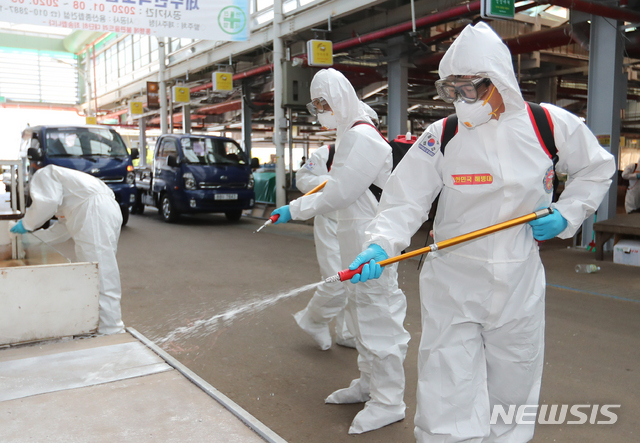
[351,120,389,143]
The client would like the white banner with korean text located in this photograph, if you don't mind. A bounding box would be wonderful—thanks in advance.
[0,0,249,41]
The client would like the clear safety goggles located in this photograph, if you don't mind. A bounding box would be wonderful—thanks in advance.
[306,97,331,117]
[434,76,493,104]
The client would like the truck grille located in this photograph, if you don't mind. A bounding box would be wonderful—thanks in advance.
[199,182,246,189]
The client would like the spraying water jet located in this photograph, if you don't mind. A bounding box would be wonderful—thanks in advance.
[157,281,325,344]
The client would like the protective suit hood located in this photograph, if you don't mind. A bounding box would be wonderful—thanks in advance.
[439,22,525,113]
[310,68,372,139]
[361,103,379,127]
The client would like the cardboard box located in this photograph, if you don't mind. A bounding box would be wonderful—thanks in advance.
[613,239,640,266]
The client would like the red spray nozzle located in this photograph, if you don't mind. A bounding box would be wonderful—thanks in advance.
[338,263,365,282]
[324,263,366,283]
[255,213,280,233]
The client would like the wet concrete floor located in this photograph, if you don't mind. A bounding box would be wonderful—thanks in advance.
[54,209,640,442]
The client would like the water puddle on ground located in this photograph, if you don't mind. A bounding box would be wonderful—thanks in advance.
[156,281,324,345]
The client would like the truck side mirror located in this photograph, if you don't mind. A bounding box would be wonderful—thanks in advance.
[167,155,179,168]
[130,148,139,160]
[27,147,42,161]
[250,157,260,169]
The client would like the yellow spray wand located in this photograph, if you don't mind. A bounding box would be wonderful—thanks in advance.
[254,180,328,233]
[325,208,553,283]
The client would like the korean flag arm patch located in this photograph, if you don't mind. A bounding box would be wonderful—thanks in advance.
[416,123,443,158]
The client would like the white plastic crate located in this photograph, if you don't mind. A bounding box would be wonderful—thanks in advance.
[613,239,640,267]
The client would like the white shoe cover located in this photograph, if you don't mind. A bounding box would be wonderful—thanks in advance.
[325,378,370,404]
[293,311,331,350]
[335,335,357,349]
[348,401,405,434]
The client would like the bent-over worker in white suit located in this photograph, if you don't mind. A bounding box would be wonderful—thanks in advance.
[11,164,124,335]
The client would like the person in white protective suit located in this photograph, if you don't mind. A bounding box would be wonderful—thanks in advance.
[621,157,640,213]
[349,22,616,443]
[271,68,410,434]
[10,164,125,335]
[294,144,356,350]
[294,105,380,350]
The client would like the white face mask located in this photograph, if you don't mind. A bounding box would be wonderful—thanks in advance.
[318,112,338,130]
[453,86,497,129]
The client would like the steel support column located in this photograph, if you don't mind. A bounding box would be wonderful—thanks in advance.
[387,37,409,140]
[583,14,624,247]
[182,104,191,133]
[273,0,286,207]
[241,80,253,161]
[139,117,147,167]
[169,100,174,134]
[287,107,294,188]
[84,53,92,118]
[158,38,168,135]
[535,67,558,104]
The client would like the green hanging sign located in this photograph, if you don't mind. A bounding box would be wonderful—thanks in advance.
[481,0,515,20]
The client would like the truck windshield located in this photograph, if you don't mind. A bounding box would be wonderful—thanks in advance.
[44,128,129,157]
[181,137,245,166]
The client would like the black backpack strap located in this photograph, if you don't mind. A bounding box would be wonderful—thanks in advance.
[527,102,560,200]
[326,144,335,171]
[440,114,458,155]
[369,184,383,202]
[526,102,557,160]
[426,115,458,233]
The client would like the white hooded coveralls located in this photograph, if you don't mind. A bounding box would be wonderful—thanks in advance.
[295,145,355,348]
[22,165,124,335]
[621,159,640,213]
[289,68,410,433]
[365,23,615,443]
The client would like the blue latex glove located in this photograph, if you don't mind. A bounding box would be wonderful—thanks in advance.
[348,244,388,284]
[636,173,640,179]
[528,208,567,241]
[271,205,291,224]
[10,220,29,234]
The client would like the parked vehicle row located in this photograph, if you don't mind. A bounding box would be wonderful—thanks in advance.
[132,133,257,223]
[20,125,256,225]
[23,125,138,226]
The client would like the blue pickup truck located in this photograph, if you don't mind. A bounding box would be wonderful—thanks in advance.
[23,125,138,226]
[132,134,257,223]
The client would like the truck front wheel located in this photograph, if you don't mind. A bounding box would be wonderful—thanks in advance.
[120,206,129,227]
[160,195,180,223]
[130,193,145,215]
[225,210,243,222]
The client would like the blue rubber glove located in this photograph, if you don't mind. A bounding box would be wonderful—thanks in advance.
[348,244,388,284]
[636,173,640,179]
[528,208,567,241]
[271,205,291,224]
[10,220,29,234]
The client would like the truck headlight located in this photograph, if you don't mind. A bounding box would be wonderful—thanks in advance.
[248,173,255,189]
[126,172,135,184]
[183,172,196,190]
